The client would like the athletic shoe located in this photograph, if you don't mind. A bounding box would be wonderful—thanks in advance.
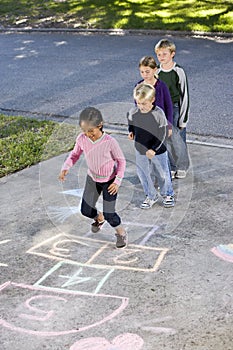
[163,195,175,208]
[115,232,128,249]
[171,171,176,179]
[176,170,186,179]
[91,219,105,233]
[140,195,158,209]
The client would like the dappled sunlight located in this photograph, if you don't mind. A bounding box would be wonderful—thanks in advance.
[0,0,232,32]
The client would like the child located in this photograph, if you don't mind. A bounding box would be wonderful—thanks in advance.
[127,83,175,209]
[154,39,190,179]
[136,56,173,138]
[59,107,127,249]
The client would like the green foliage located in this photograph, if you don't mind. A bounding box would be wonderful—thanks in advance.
[0,0,232,33]
[0,114,78,177]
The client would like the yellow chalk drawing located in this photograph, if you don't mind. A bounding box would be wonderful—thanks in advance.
[27,233,168,272]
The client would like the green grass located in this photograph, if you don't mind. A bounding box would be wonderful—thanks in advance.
[0,114,78,177]
[0,0,232,33]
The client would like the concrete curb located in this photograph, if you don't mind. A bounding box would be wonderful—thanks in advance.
[0,27,233,39]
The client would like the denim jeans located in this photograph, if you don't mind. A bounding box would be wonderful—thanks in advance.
[151,151,174,197]
[81,175,121,228]
[166,103,190,171]
[136,150,174,199]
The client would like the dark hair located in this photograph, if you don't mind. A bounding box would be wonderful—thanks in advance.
[79,107,103,128]
[139,56,157,69]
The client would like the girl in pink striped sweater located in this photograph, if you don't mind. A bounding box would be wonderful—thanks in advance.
[59,107,127,249]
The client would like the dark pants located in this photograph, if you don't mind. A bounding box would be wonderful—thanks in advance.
[81,175,121,228]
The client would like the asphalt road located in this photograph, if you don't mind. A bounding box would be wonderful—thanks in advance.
[0,31,233,138]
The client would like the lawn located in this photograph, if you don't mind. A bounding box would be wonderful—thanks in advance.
[0,114,77,177]
[0,0,232,33]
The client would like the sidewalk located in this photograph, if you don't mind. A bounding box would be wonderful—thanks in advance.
[0,130,233,349]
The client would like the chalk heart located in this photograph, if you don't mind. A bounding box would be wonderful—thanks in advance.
[70,333,144,350]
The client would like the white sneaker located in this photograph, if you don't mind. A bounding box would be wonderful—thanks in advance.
[176,170,186,179]
[140,196,158,209]
[163,195,175,208]
[171,171,176,179]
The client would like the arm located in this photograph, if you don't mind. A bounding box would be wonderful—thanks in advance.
[150,108,168,153]
[162,82,173,136]
[157,80,173,134]
[108,138,126,195]
[58,135,83,181]
[110,138,126,187]
[127,109,135,140]
[177,66,189,128]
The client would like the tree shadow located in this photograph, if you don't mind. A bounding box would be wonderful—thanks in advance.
[0,0,232,32]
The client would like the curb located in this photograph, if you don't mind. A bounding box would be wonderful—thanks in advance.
[0,27,233,39]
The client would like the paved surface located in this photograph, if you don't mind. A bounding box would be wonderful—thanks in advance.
[0,31,233,350]
[1,128,233,349]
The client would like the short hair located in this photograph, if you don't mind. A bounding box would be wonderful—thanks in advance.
[139,56,157,69]
[79,107,103,127]
[134,83,155,102]
[154,39,176,54]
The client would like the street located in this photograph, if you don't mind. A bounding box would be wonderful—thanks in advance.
[0,31,233,136]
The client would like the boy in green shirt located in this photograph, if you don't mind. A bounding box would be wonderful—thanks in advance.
[155,39,190,179]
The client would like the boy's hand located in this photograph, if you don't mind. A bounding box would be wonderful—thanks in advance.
[168,129,173,137]
[59,169,69,182]
[128,132,134,140]
[108,183,119,195]
[146,149,155,159]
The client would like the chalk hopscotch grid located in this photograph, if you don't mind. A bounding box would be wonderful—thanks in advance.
[33,261,115,295]
[27,233,169,272]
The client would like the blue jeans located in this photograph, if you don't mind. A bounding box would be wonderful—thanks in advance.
[136,150,174,198]
[81,175,121,228]
[166,103,190,171]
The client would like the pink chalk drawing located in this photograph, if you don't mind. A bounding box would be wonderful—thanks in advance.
[0,281,128,337]
[19,295,67,321]
[70,333,144,350]
[211,244,233,263]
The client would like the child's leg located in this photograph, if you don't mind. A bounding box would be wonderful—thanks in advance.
[166,126,178,172]
[102,179,127,248]
[151,151,174,197]
[135,150,157,200]
[81,175,101,219]
[169,104,189,172]
[102,178,121,228]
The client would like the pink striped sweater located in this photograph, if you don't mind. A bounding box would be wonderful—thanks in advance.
[62,132,126,186]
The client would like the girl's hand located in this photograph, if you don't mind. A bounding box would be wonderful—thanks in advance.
[168,128,173,137]
[128,132,134,140]
[108,183,119,195]
[146,149,155,160]
[59,169,69,182]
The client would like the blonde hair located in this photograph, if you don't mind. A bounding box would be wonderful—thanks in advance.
[154,39,176,54]
[133,83,155,102]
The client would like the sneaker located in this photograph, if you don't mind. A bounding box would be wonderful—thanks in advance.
[115,232,128,249]
[91,219,105,233]
[171,171,176,179]
[163,195,175,208]
[176,170,186,179]
[140,196,158,209]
